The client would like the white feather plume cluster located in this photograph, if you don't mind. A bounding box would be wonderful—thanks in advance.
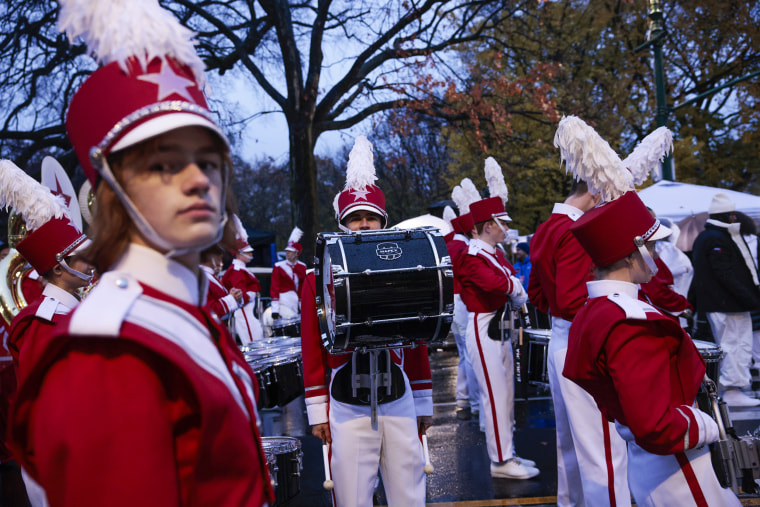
[288,226,303,244]
[58,0,206,85]
[553,116,633,202]
[0,160,69,232]
[442,205,457,225]
[451,186,467,215]
[461,178,481,207]
[622,127,673,186]
[231,213,247,241]
[344,136,376,191]
[484,157,509,205]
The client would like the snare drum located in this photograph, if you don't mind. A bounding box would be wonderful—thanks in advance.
[525,329,551,386]
[693,339,722,385]
[315,228,454,352]
[260,436,303,506]
[272,317,301,338]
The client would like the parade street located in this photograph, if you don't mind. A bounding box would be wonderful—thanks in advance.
[263,347,760,507]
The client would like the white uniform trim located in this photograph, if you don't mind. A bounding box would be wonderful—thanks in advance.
[587,279,660,320]
[36,284,79,321]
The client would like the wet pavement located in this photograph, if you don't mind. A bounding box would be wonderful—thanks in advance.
[261,347,760,506]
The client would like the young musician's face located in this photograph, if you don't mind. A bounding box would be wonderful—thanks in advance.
[629,241,657,284]
[121,126,224,251]
[343,210,382,231]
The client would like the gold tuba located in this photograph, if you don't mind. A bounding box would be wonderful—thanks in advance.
[0,211,35,327]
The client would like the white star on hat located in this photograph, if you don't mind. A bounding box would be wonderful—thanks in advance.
[137,61,197,102]
[351,188,370,201]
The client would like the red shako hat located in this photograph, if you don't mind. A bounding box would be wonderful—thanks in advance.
[470,157,512,224]
[334,136,388,227]
[0,160,89,275]
[285,227,303,254]
[59,0,228,186]
[452,213,474,234]
[570,191,670,267]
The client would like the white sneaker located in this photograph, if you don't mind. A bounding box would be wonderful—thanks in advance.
[723,389,760,407]
[490,459,540,479]
[513,455,536,467]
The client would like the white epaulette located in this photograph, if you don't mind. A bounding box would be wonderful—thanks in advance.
[607,292,661,321]
[467,242,482,256]
[306,267,315,275]
[69,271,143,337]
[35,297,59,321]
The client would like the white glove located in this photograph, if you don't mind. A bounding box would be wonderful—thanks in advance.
[681,405,719,447]
[508,276,528,307]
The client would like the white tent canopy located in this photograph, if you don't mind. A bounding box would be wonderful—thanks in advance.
[638,180,760,224]
[394,213,452,234]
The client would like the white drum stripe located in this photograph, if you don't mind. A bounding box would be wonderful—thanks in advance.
[127,296,251,420]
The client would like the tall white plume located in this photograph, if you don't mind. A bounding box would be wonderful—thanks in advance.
[460,178,481,209]
[344,136,377,191]
[58,0,206,84]
[288,226,303,244]
[622,127,673,186]
[451,186,467,215]
[442,205,457,225]
[553,115,633,202]
[231,213,247,242]
[0,160,69,232]
[484,157,509,205]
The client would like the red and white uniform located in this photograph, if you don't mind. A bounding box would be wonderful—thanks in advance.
[270,259,306,316]
[459,238,521,463]
[301,272,431,507]
[9,284,79,367]
[9,244,274,507]
[565,280,740,507]
[201,264,240,320]
[528,203,629,506]
[445,233,480,412]
[222,259,263,344]
[640,257,693,321]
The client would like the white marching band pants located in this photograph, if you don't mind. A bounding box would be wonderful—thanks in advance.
[466,311,515,463]
[327,364,426,507]
[233,301,263,345]
[453,295,480,412]
[548,317,630,507]
[707,311,753,389]
[617,423,740,506]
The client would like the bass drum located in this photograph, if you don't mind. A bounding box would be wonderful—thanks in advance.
[315,228,454,353]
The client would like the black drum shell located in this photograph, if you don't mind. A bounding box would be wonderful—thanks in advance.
[315,229,453,352]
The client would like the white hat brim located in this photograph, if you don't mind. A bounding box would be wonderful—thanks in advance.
[110,113,228,152]
[649,224,671,242]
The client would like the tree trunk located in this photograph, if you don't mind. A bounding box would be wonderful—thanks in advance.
[288,119,319,267]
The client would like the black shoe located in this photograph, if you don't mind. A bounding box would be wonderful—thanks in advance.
[456,407,472,421]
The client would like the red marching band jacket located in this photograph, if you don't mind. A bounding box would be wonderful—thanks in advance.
[201,265,240,320]
[528,210,594,321]
[300,272,432,423]
[564,286,707,456]
[639,257,693,319]
[221,261,261,305]
[9,273,274,506]
[444,233,469,295]
[270,260,307,302]
[458,240,517,314]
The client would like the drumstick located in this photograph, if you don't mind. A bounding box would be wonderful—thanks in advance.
[322,443,334,490]
[422,434,434,474]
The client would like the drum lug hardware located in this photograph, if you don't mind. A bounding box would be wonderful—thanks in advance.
[363,269,372,275]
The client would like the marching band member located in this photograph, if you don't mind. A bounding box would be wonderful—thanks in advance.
[270,226,307,320]
[8,1,273,505]
[448,181,481,421]
[459,157,539,480]
[200,244,243,321]
[222,215,264,344]
[528,177,630,506]
[565,190,740,506]
[0,160,93,507]
[301,136,432,506]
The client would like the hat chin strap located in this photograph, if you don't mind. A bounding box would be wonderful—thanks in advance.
[634,236,659,277]
[58,257,94,283]
[491,214,510,243]
[96,156,227,260]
